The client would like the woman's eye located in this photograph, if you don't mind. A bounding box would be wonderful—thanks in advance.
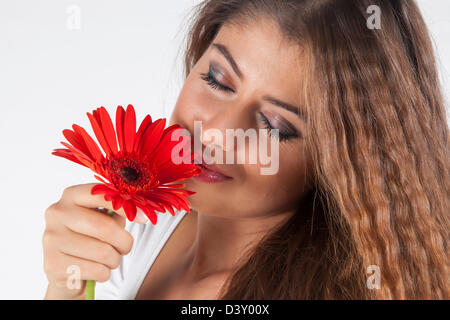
[200,66,235,94]
[257,112,299,142]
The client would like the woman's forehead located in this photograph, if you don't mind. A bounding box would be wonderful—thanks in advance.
[217,17,302,67]
[211,18,304,107]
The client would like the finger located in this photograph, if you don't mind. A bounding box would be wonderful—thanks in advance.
[62,184,128,219]
[44,203,126,234]
[96,208,126,228]
[48,252,112,283]
[57,228,122,269]
[58,205,134,255]
[62,183,147,224]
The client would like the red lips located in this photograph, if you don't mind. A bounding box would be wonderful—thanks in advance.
[188,133,233,183]
[194,161,232,183]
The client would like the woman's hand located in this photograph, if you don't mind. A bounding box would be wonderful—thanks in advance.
[42,183,137,300]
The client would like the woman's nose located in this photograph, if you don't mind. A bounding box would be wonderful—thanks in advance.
[200,104,255,153]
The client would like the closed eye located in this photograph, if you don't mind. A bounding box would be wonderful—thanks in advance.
[200,66,235,94]
[257,112,298,142]
[200,63,299,142]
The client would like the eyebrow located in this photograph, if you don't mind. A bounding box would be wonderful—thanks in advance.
[212,43,243,79]
[212,42,307,121]
[263,96,307,121]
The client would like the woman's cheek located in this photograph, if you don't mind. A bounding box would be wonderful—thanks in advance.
[174,78,214,125]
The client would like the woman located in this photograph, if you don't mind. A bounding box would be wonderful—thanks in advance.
[43,0,449,299]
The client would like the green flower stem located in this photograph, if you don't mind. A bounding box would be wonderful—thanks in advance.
[85,280,95,300]
[86,209,116,300]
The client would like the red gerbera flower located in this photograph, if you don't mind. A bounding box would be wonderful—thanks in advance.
[52,104,200,224]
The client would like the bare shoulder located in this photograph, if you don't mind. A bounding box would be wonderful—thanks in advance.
[135,209,197,299]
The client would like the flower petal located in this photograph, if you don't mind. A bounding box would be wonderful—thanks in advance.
[87,112,112,157]
[62,129,90,158]
[112,195,124,211]
[72,124,104,162]
[139,118,166,157]
[52,149,85,167]
[165,205,175,216]
[159,183,186,189]
[91,183,114,195]
[142,206,158,225]
[104,193,113,201]
[142,189,188,212]
[123,200,137,221]
[148,125,185,167]
[116,106,125,152]
[98,107,119,155]
[158,164,201,184]
[134,114,152,152]
[60,142,96,169]
[124,104,136,154]
[94,175,109,184]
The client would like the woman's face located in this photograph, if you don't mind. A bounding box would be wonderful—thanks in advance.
[170,17,313,219]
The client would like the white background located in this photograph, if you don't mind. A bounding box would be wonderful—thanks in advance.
[0,0,448,299]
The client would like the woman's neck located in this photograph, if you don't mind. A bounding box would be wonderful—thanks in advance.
[183,208,294,280]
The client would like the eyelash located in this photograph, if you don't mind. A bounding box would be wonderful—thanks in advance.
[200,69,235,94]
[257,112,296,142]
[200,67,297,142]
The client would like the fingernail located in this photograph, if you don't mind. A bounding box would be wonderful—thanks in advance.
[135,208,149,224]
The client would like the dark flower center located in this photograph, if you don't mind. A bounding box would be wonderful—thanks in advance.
[120,167,139,182]
[108,156,159,193]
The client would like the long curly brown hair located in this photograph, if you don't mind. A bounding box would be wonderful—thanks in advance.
[182,0,449,299]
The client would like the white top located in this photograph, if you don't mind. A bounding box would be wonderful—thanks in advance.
[95,208,187,300]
